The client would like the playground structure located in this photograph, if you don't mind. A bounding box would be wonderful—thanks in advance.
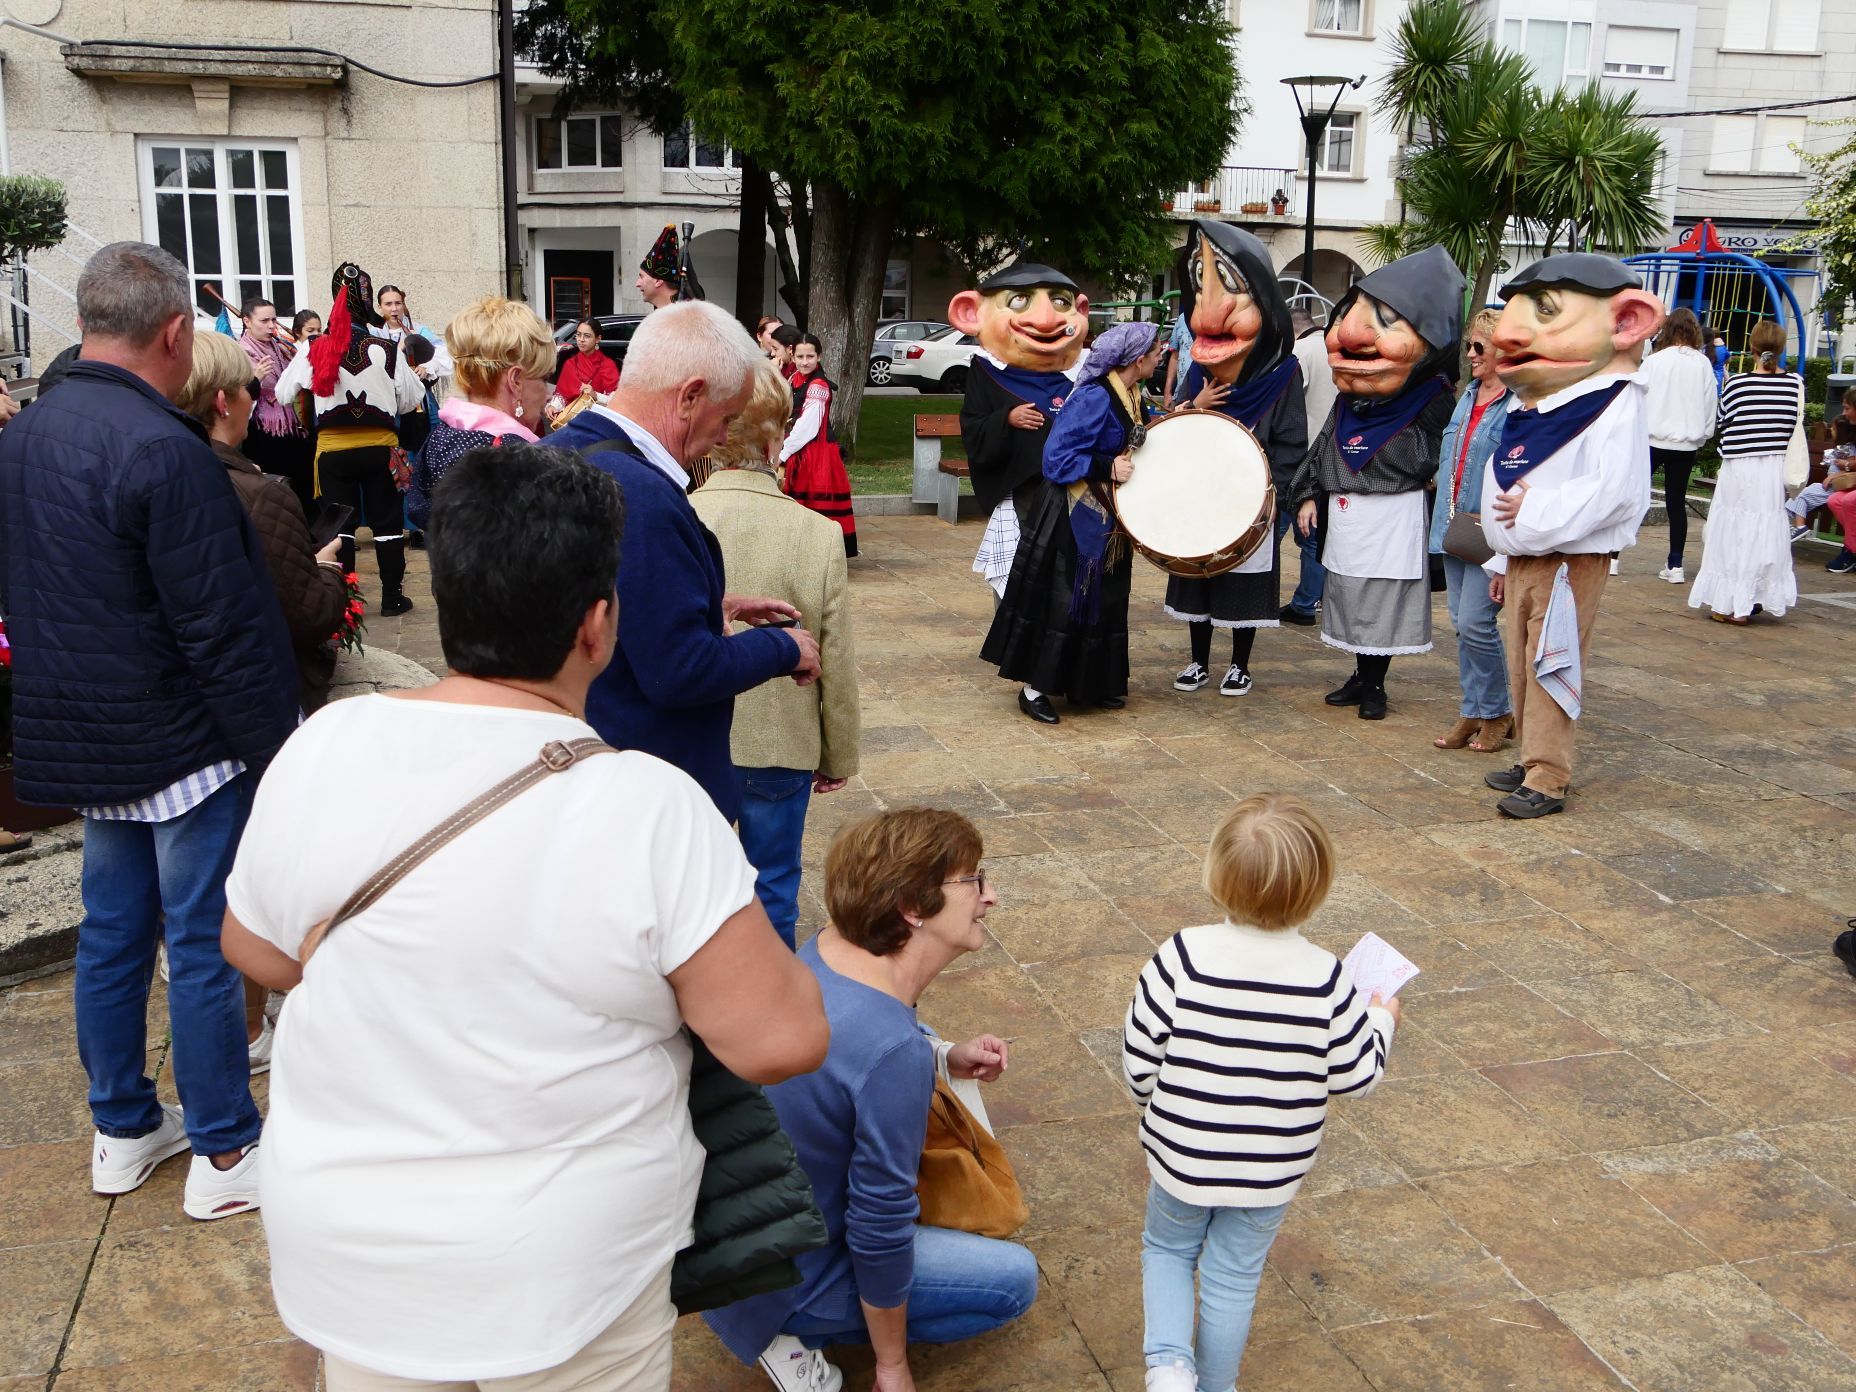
[1625,220,1823,370]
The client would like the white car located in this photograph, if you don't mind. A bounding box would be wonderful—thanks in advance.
[888,326,981,394]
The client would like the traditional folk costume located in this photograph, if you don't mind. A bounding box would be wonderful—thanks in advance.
[954,262,1091,598]
[239,329,313,513]
[1289,246,1465,720]
[555,345,619,402]
[1479,255,1661,817]
[275,261,426,615]
[781,369,857,556]
[981,322,1155,722]
[1163,223,1307,696]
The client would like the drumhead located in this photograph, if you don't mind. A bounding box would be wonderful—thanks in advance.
[1116,411,1270,561]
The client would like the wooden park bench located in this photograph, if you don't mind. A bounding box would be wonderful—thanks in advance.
[910,414,968,524]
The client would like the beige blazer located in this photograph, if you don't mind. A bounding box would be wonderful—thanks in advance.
[691,469,860,779]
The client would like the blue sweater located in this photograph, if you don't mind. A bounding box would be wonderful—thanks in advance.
[551,410,798,822]
[705,937,935,1361]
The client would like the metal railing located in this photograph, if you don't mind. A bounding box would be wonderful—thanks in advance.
[1164,167,1299,219]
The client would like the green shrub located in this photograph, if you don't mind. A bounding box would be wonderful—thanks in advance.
[0,175,67,263]
[1806,402,1826,426]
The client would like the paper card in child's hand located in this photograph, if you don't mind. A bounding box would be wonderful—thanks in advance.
[1343,932,1420,1001]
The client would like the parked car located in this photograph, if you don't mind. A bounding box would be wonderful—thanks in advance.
[868,319,951,386]
[888,326,979,394]
[552,314,646,379]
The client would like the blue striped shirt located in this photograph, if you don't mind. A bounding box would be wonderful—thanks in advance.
[79,760,245,823]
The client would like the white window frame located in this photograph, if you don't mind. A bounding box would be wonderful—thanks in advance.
[1309,0,1367,37]
[1707,112,1807,175]
[1313,111,1361,177]
[1722,0,1820,53]
[661,120,739,171]
[1502,18,1592,85]
[1601,26,1678,80]
[137,137,307,320]
[534,112,624,171]
[881,260,910,320]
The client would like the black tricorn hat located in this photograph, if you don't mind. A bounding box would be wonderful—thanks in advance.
[978,259,1078,293]
[1500,252,1642,299]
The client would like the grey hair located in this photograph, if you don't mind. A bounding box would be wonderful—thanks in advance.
[620,300,765,402]
[77,242,192,345]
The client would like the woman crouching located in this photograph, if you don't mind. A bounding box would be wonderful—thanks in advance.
[705,808,1037,1392]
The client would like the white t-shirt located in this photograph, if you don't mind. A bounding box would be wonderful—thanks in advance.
[225,695,757,1382]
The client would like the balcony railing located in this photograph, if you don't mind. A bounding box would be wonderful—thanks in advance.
[1164,167,1299,220]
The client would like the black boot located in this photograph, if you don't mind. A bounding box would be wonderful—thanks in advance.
[1325,672,1366,706]
[1358,685,1387,720]
[377,536,412,616]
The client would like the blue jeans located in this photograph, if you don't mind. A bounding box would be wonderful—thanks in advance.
[1142,1182,1289,1392]
[736,767,813,950]
[1442,554,1509,719]
[1274,510,1325,615]
[76,777,261,1156]
[783,1225,1038,1347]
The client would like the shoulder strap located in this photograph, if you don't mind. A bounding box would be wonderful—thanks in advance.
[300,737,616,962]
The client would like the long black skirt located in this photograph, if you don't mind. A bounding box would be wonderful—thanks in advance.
[980,480,1131,703]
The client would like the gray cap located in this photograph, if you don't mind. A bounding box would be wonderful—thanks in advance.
[978,259,1078,293]
[1500,253,1642,298]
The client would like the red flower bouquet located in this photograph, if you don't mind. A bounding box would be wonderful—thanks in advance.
[331,572,368,654]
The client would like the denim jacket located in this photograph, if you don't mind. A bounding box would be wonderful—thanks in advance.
[1428,384,1510,554]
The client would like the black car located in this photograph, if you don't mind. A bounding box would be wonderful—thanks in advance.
[552,314,646,379]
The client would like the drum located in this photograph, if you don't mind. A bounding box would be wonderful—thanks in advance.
[1114,409,1274,579]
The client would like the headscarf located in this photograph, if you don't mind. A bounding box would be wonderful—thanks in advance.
[1080,321,1158,383]
[1176,220,1299,426]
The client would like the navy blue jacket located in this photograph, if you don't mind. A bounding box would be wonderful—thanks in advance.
[0,360,299,806]
[551,410,799,823]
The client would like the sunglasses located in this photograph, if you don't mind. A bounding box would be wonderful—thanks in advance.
[1468,343,1489,356]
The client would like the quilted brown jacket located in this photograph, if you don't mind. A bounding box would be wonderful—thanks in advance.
[214,440,346,712]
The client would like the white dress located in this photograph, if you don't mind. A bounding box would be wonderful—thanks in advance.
[1687,451,1798,618]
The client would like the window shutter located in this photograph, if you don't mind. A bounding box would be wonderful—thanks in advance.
[1709,115,1756,171]
[1721,0,1769,48]
[1770,0,1819,50]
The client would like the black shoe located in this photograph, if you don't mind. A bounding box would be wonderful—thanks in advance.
[407,530,426,551]
[1280,604,1318,626]
[379,593,414,617]
[1357,685,1387,720]
[1485,764,1526,793]
[1096,695,1127,709]
[1018,690,1060,725]
[1325,673,1366,706]
[1175,662,1210,692]
[1835,925,1856,979]
[1219,665,1252,697]
[1498,787,1565,819]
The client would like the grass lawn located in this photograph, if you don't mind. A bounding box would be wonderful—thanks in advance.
[846,393,970,495]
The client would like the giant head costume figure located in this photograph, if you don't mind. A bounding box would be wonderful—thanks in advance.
[948,261,1090,374]
[1325,244,1465,400]
[1491,253,1666,408]
[1179,220,1289,387]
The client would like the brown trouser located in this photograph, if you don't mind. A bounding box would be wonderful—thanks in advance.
[1504,551,1609,798]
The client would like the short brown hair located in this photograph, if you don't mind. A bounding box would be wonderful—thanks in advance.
[708,359,792,473]
[1748,319,1787,360]
[825,809,984,956]
[446,295,555,398]
[1658,307,1703,351]
[1203,793,1334,930]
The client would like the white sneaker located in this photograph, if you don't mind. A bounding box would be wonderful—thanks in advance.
[156,940,169,983]
[1220,664,1253,697]
[1608,558,1620,576]
[91,1102,189,1195]
[262,990,286,1024]
[183,1145,260,1221]
[1658,566,1685,584]
[757,1335,842,1392]
[1145,1360,1197,1392]
[247,1016,274,1075]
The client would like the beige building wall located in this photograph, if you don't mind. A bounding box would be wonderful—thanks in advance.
[2,0,503,368]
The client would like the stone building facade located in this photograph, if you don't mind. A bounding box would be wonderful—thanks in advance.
[1,0,506,370]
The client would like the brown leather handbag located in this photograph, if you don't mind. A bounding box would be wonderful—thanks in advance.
[915,1079,1028,1239]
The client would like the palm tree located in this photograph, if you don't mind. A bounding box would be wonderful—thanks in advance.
[1368,0,1663,331]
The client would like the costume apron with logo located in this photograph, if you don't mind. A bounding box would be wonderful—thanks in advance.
[966,355,1078,597]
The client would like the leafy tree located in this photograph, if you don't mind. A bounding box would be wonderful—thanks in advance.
[1370,0,1662,329]
[520,0,1240,444]
[1785,116,1856,319]
[0,175,67,265]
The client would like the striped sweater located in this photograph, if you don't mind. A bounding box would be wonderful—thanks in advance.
[1718,371,1801,459]
[1123,921,1396,1206]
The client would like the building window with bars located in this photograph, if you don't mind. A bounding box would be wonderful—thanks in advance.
[140,140,304,318]
[535,114,624,170]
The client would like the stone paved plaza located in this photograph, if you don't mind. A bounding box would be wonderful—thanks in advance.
[4,514,1856,1391]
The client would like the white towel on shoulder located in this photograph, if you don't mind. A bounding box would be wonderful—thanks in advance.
[1534,561,1582,719]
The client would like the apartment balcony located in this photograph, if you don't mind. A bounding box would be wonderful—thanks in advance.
[1164,167,1299,221]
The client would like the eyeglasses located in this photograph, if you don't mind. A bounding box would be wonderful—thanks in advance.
[943,871,989,894]
[1468,343,1489,356]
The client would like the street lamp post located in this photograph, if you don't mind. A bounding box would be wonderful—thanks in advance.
[1281,75,1365,298]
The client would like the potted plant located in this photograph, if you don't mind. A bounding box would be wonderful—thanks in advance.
[1240,200,1268,215]
[1161,196,1174,212]
[1271,188,1290,215]
[0,617,76,834]
[1193,198,1221,213]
